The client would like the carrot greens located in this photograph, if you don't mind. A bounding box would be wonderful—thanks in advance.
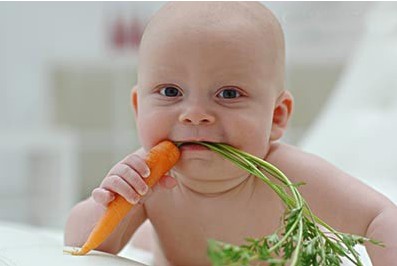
[188,142,383,266]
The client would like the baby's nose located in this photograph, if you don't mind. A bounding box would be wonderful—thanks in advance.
[179,111,215,126]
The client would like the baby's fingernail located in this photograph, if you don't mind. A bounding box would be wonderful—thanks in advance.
[143,169,151,178]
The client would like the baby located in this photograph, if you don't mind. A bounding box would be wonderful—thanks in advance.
[64,2,397,265]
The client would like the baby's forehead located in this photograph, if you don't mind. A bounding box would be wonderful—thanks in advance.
[138,2,285,90]
[141,1,284,49]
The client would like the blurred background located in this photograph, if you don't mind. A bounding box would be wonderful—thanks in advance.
[0,2,396,230]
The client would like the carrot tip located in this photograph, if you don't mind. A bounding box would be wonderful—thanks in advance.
[63,246,88,256]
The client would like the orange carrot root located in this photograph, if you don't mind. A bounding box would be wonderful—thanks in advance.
[67,140,180,255]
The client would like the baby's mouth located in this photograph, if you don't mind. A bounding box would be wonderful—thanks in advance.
[175,140,219,151]
[179,143,209,151]
[176,141,208,150]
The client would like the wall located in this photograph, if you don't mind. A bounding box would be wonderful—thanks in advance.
[0,1,163,128]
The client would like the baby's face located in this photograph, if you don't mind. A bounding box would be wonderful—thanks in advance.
[133,2,286,180]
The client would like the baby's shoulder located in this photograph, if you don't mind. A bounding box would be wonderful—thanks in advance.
[265,141,339,184]
[266,141,320,167]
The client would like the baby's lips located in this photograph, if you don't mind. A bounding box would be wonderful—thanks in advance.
[173,138,222,148]
[179,143,210,151]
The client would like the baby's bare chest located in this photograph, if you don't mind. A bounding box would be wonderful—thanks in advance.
[145,187,284,265]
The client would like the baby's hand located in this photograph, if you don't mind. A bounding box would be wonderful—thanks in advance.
[92,150,177,207]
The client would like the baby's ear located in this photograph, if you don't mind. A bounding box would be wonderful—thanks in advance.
[270,90,293,141]
[131,85,138,117]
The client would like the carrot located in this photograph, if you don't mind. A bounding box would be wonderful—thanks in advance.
[67,140,180,255]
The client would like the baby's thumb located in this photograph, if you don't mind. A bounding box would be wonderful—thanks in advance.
[140,175,177,203]
[158,175,178,189]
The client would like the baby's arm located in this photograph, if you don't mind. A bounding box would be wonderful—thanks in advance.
[64,147,177,254]
[266,143,397,264]
[364,204,397,264]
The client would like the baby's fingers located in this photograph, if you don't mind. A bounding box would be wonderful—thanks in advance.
[101,175,141,205]
[122,154,151,178]
[108,163,149,196]
[92,188,115,206]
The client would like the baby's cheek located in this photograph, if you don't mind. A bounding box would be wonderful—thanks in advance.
[232,121,270,158]
[136,113,170,149]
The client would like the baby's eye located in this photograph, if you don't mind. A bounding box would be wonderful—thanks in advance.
[159,86,182,97]
[217,88,241,99]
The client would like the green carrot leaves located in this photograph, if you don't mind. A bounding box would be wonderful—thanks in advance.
[179,141,384,266]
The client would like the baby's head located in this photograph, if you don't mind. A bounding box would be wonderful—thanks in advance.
[132,2,293,182]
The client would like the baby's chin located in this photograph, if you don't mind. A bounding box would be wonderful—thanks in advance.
[174,151,218,175]
[172,158,250,195]
[173,153,242,179]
